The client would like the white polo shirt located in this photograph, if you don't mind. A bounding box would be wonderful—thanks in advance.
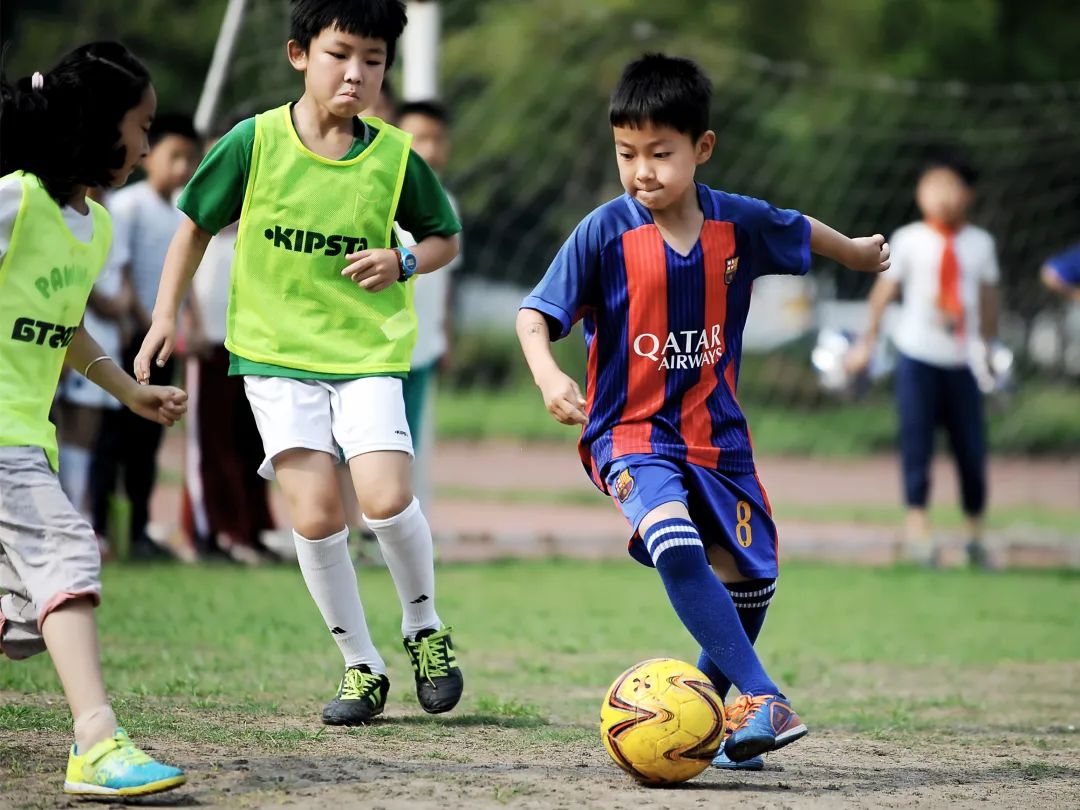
[191,222,238,345]
[883,221,999,368]
[396,191,461,370]
[108,180,183,320]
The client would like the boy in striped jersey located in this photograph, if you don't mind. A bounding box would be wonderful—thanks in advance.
[517,53,890,768]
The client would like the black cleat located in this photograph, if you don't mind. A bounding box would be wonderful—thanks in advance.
[321,665,389,725]
[403,627,463,714]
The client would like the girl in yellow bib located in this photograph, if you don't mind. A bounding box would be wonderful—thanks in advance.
[0,43,187,796]
[137,0,464,724]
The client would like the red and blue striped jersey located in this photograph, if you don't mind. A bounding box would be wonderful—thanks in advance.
[522,183,811,490]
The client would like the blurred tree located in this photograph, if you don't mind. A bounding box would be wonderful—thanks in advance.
[4,0,1077,301]
[3,0,223,113]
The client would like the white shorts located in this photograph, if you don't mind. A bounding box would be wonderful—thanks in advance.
[243,375,414,480]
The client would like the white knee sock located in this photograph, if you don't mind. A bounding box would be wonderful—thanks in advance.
[363,498,441,638]
[293,527,385,674]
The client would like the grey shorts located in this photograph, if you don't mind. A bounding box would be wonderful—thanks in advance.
[0,446,101,660]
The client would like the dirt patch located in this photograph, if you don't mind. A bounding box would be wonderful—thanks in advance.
[3,718,1077,809]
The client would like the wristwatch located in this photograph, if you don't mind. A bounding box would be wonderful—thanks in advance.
[395,245,418,281]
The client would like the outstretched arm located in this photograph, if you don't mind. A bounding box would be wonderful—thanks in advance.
[134,216,214,382]
[1041,264,1080,303]
[516,308,587,426]
[846,275,901,374]
[807,216,891,274]
[979,283,999,342]
[66,326,187,426]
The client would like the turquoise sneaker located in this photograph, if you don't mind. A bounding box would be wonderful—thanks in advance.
[64,729,185,797]
[724,694,808,762]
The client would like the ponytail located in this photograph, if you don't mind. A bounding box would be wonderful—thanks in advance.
[0,41,151,203]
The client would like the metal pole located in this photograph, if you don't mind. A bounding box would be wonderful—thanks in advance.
[402,0,440,101]
[194,0,249,134]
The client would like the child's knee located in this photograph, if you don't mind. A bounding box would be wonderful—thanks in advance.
[286,489,346,538]
[360,488,414,522]
[638,501,691,536]
[293,513,347,540]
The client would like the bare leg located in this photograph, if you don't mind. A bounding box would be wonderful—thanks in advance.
[40,598,117,751]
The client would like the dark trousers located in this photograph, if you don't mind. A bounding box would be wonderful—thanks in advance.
[896,352,987,516]
[89,331,173,543]
[181,346,274,552]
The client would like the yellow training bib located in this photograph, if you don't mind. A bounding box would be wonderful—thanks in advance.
[227,106,416,374]
[0,172,110,470]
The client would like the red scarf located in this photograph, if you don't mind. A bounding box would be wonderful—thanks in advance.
[926,220,964,336]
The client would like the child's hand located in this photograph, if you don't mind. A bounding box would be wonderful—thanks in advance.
[849,234,891,273]
[844,340,874,375]
[538,369,588,426]
[133,317,177,384]
[342,249,400,293]
[124,384,187,426]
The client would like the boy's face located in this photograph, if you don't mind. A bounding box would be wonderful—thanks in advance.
[143,133,199,193]
[112,85,157,187]
[289,27,388,119]
[399,113,450,172]
[916,167,972,227]
[612,122,714,212]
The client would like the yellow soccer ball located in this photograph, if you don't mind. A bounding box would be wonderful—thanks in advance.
[600,657,725,785]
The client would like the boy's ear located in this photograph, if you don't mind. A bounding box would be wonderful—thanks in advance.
[287,40,309,72]
[695,130,716,164]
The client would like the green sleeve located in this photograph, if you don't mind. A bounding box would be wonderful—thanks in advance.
[176,118,256,234]
[394,150,462,242]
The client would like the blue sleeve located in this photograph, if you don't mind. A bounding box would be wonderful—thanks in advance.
[743,197,811,279]
[520,212,602,340]
[1046,244,1080,286]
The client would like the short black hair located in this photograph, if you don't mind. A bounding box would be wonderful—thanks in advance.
[919,148,979,187]
[0,41,151,203]
[397,99,451,126]
[149,113,199,148]
[609,53,711,141]
[290,0,408,68]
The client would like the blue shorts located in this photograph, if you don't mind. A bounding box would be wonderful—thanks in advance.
[604,454,779,579]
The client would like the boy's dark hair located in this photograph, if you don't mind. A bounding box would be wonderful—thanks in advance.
[919,148,979,187]
[398,99,451,126]
[149,113,199,149]
[290,0,407,67]
[0,41,151,203]
[610,53,711,141]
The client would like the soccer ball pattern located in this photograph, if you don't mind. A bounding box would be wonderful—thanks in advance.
[599,657,725,785]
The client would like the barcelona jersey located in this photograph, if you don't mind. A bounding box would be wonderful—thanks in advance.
[522,183,811,491]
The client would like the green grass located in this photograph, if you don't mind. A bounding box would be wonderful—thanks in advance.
[2,560,1078,744]
[436,383,1080,456]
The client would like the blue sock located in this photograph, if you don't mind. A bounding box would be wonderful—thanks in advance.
[696,579,776,700]
[644,518,778,697]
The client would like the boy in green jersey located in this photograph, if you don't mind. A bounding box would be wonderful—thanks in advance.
[137,0,463,724]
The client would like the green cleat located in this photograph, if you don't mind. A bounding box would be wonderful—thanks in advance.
[322,665,389,725]
[403,627,464,714]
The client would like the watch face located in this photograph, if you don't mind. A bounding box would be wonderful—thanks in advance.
[403,253,418,272]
